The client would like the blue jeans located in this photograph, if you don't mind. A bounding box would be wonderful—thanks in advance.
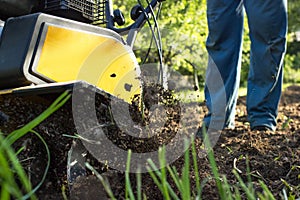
[203,0,287,131]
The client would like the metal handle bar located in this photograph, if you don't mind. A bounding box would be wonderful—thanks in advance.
[107,0,165,47]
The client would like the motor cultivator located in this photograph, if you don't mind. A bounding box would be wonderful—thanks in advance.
[0,0,166,198]
[0,0,162,102]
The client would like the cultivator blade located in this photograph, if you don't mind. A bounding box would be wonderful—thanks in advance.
[0,13,141,103]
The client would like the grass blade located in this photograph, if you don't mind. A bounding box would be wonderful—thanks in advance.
[85,162,116,200]
[147,159,180,200]
[233,185,242,200]
[232,169,256,200]
[191,139,201,196]
[258,180,275,200]
[125,150,135,200]
[158,147,170,200]
[245,155,254,195]
[0,142,23,199]
[0,134,36,200]
[136,167,142,200]
[182,139,191,200]
[1,184,10,200]
[202,129,225,199]
[21,130,51,200]
[146,165,163,192]
[167,165,183,194]
[221,175,233,200]
[5,91,71,146]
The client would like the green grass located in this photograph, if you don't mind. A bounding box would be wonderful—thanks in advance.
[0,91,70,200]
[94,129,297,199]
[92,139,281,199]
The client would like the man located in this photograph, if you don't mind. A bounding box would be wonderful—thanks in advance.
[203,0,288,132]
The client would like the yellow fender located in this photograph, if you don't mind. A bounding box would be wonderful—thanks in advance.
[34,24,141,103]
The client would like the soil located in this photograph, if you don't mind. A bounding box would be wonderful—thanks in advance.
[0,84,299,200]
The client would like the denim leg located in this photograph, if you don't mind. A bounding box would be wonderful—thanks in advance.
[204,0,244,129]
[244,0,287,131]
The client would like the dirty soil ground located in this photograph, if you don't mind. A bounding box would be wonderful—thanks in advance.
[0,84,299,199]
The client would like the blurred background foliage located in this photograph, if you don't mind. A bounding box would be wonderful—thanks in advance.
[113,0,300,88]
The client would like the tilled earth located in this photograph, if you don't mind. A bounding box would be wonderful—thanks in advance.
[0,84,299,199]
